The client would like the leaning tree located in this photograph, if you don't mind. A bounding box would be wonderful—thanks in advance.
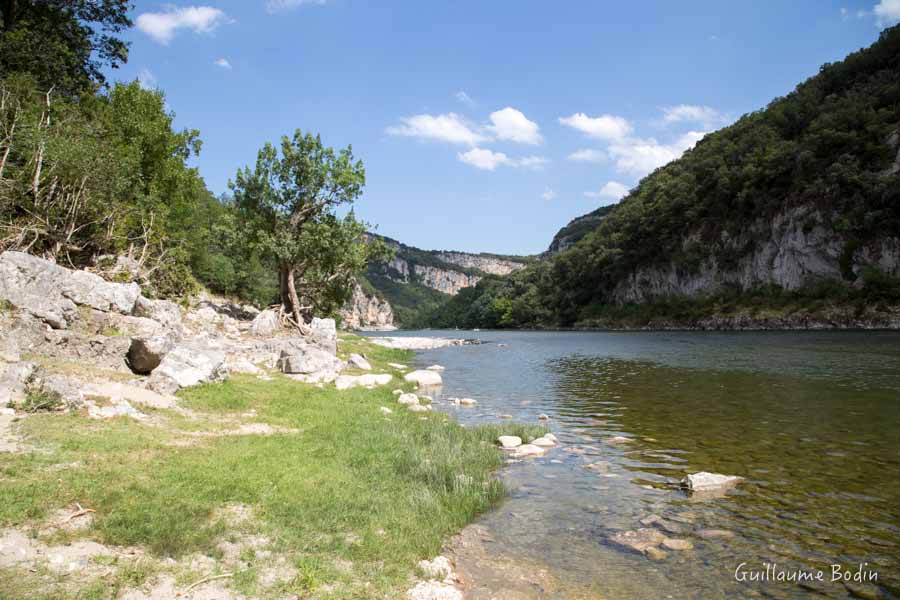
[231,130,386,333]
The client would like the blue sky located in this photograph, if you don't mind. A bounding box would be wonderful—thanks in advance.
[114,0,899,255]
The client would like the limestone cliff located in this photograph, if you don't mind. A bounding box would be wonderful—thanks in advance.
[611,205,900,304]
[338,282,395,330]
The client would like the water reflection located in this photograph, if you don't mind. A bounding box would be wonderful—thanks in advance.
[367,331,900,599]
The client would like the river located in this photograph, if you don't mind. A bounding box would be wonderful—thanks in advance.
[366,330,900,600]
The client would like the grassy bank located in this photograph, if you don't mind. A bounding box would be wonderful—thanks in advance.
[0,335,542,599]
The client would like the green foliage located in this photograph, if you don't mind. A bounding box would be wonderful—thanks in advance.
[0,0,132,95]
[231,131,378,320]
[426,26,900,329]
[22,387,63,413]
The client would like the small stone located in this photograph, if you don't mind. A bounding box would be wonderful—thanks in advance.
[497,436,522,449]
[605,436,632,444]
[458,398,478,406]
[530,436,556,448]
[408,404,431,413]
[609,528,666,554]
[392,389,403,395]
[397,393,419,406]
[380,407,392,414]
[511,444,546,458]
[681,472,743,495]
[538,414,549,420]
[696,529,735,540]
[348,354,372,370]
[661,538,693,551]
[646,547,668,560]
[425,364,445,372]
[584,461,610,473]
[417,555,453,580]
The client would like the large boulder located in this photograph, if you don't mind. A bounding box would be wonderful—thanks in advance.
[250,309,279,337]
[0,251,140,328]
[404,370,443,387]
[132,296,183,333]
[309,317,337,354]
[0,362,36,407]
[147,342,228,395]
[278,344,342,375]
[127,336,176,374]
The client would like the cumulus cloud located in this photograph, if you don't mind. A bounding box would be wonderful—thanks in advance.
[585,181,629,201]
[487,107,542,145]
[457,148,548,171]
[609,131,706,175]
[874,0,900,25]
[567,148,607,163]
[455,91,475,107]
[136,6,229,44]
[458,148,510,171]
[137,68,157,90]
[214,58,232,69]
[517,155,548,170]
[266,0,327,13]
[661,104,729,129]
[559,112,632,140]
[542,188,557,201]
[387,113,487,146]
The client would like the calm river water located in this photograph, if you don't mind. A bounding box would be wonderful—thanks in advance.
[367,330,900,600]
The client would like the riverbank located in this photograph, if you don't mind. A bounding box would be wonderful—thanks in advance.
[0,333,543,599]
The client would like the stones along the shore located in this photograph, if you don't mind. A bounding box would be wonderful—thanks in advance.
[498,435,522,449]
[349,354,373,370]
[405,369,443,386]
[371,337,478,350]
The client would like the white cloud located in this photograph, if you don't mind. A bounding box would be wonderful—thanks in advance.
[387,113,487,146]
[874,0,900,25]
[214,58,232,69]
[456,148,549,171]
[661,104,728,129]
[840,7,849,19]
[542,188,557,201]
[487,107,542,145]
[567,148,607,163]
[455,91,475,107]
[458,148,510,171]
[266,0,327,13]
[137,68,157,90]
[585,181,629,201]
[559,113,632,140]
[609,131,706,176]
[136,6,229,44]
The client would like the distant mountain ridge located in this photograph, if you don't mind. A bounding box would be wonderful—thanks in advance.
[340,233,530,328]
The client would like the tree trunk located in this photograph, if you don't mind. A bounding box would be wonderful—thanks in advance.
[280,263,311,334]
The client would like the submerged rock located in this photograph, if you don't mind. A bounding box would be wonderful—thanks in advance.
[608,528,666,554]
[661,538,693,551]
[511,444,546,458]
[426,364,445,372]
[405,370,443,387]
[681,472,743,496]
[530,434,557,448]
[456,398,477,406]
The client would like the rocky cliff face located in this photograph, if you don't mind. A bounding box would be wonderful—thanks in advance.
[339,282,395,330]
[434,252,526,276]
[612,205,900,303]
[546,205,615,255]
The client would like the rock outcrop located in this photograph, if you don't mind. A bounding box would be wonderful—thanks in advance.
[338,282,394,330]
[147,342,228,395]
[612,206,900,304]
[0,251,140,328]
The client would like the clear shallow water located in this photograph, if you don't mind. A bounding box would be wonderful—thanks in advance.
[367,331,900,599]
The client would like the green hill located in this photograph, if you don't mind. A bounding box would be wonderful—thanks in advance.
[424,26,900,329]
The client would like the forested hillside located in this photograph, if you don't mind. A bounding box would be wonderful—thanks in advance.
[0,1,379,328]
[426,26,900,329]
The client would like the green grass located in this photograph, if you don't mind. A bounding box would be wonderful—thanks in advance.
[0,335,543,599]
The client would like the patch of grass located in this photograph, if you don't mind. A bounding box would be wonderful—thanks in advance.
[0,336,542,599]
[22,387,64,413]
